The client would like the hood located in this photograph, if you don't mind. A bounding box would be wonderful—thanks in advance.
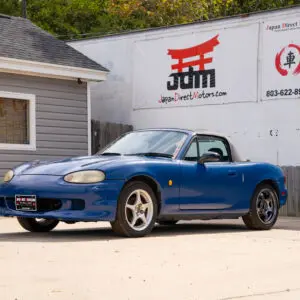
[13,155,166,176]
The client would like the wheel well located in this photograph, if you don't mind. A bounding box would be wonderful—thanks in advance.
[124,175,162,213]
[257,179,280,199]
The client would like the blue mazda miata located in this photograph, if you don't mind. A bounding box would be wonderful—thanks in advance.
[0,128,287,237]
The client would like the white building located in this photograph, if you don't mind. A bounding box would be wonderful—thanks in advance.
[69,6,300,166]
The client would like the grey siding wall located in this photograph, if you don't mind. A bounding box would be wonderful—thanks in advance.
[0,72,88,176]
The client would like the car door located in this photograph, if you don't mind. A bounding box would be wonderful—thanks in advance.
[179,134,243,210]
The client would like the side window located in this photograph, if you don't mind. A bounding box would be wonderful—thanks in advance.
[198,135,231,162]
[184,140,198,161]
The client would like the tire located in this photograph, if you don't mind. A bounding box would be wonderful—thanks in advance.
[110,181,158,237]
[242,183,279,230]
[17,217,59,232]
[157,220,178,226]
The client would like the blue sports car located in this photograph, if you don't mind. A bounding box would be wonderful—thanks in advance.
[0,128,287,237]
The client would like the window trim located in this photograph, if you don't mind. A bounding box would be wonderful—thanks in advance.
[0,91,36,151]
[181,134,233,162]
[196,134,233,162]
[182,137,199,162]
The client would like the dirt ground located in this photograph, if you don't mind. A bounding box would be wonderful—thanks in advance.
[0,217,300,300]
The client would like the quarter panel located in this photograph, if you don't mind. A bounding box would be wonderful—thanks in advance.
[229,162,286,209]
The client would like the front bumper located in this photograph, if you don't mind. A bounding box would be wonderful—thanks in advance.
[0,175,125,222]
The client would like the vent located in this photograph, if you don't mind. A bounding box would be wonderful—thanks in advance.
[71,199,85,210]
[0,197,5,208]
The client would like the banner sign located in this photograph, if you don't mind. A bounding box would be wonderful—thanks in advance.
[261,18,300,100]
[132,23,259,109]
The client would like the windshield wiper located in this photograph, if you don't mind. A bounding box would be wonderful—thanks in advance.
[100,152,121,156]
[127,152,173,158]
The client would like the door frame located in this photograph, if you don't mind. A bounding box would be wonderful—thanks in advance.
[179,134,233,163]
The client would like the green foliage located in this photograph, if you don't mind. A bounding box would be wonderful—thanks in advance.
[25,0,109,37]
[0,0,299,39]
[0,0,21,16]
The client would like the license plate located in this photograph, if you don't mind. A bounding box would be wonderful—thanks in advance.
[15,195,37,211]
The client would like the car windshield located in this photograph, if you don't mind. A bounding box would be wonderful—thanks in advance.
[98,130,188,158]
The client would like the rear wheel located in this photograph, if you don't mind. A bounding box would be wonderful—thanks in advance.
[157,220,178,226]
[242,183,279,230]
[17,217,59,232]
[110,181,158,237]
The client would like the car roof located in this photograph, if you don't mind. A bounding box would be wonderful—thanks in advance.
[134,127,227,137]
[134,128,194,134]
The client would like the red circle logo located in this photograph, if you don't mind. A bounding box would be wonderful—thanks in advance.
[275,44,300,76]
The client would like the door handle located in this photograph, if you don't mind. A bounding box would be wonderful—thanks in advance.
[228,170,237,176]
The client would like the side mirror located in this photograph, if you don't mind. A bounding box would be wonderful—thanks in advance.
[198,151,221,164]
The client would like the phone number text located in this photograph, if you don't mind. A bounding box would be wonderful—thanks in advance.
[266,88,300,97]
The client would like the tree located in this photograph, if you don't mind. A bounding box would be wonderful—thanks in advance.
[104,0,300,34]
[0,0,21,16]
[0,0,299,39]
[27,0,108,38]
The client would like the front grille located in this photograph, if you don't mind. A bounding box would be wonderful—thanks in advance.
[5,197,62,212]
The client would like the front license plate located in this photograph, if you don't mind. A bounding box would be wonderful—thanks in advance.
[15,195,37,211]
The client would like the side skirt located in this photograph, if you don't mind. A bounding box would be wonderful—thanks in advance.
[158,209,249,221]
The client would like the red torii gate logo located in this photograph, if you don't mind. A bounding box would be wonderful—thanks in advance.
[166,34,220,91]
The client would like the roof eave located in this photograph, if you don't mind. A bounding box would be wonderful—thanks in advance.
[0,56,108,82]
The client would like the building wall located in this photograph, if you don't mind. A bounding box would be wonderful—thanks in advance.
[71,35,135,125]
[0,72,88,176]
[70,7,300,166]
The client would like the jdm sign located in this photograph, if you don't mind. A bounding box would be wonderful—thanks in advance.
[132,23,259,109]
[262,19,300,100]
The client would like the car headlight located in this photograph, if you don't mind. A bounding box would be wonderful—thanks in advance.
[3,170,14,183]
[64,170,105,184]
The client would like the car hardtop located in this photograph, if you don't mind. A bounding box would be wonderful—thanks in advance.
[126,128,245,162]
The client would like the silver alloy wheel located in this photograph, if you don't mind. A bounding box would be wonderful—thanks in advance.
[256,188,278,224]
[125,189,154,231]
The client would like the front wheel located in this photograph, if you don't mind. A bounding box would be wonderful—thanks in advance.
[242,183,279,230]
[17,217,59,232]
[110,181,158,237]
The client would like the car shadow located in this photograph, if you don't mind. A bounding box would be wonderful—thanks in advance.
[152,222,249,237]
[0,221,250,243]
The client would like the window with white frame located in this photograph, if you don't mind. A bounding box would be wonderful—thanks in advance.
[0,91,36,150]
